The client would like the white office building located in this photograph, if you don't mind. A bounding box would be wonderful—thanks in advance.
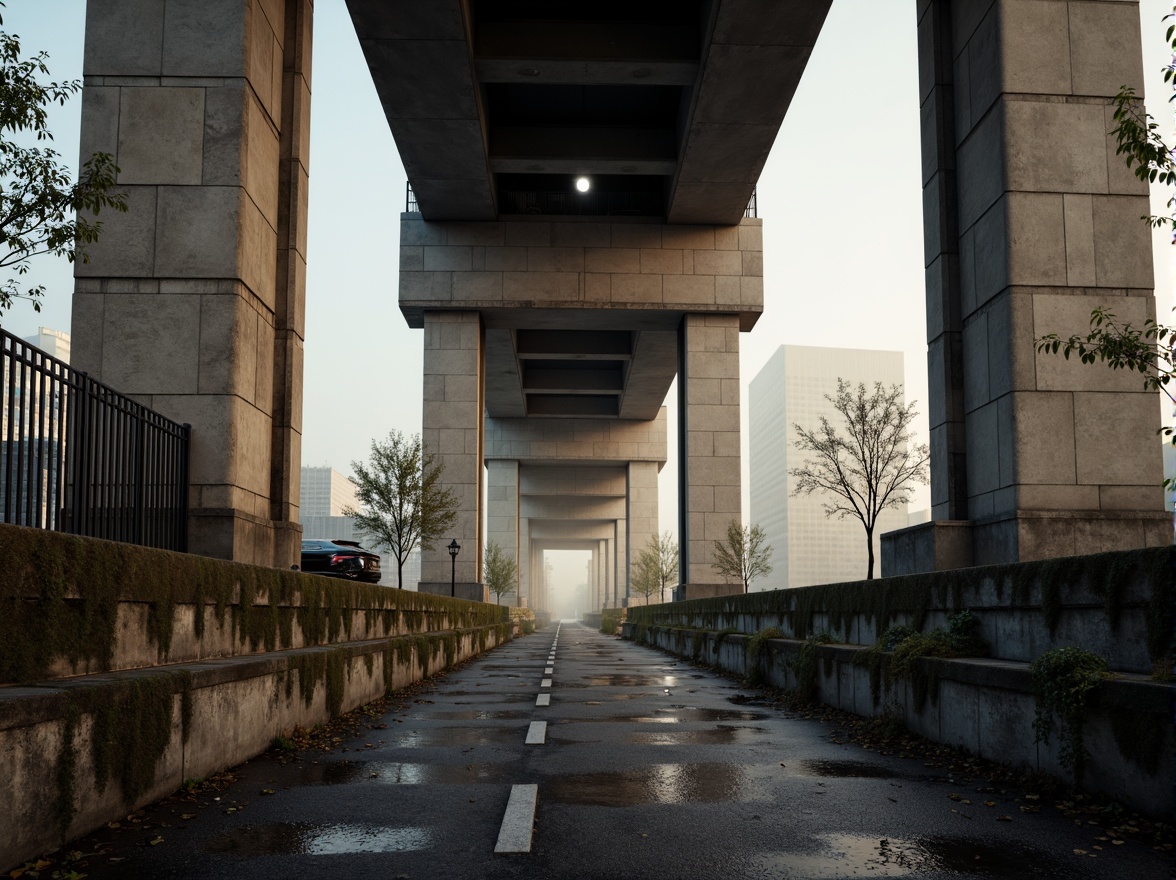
[749,345,909,589]
[300,466,358,517]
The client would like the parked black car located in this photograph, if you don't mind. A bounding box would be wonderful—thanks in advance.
[300,539,382,583]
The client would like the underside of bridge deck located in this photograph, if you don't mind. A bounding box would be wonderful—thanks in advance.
[346,0,833,224]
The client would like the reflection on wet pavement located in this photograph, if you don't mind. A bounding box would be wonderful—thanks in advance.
[800,759,897,779]
[545,763,755,806]
[625,727,754,745]
[757,833,1063,878]
[297,761,514,786]
[206,823,432,856]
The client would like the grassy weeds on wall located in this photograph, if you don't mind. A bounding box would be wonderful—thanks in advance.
[0,523,510,685]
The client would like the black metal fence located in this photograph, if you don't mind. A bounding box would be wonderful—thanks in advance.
[1,326,190,551]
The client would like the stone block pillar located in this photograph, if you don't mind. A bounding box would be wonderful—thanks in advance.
[72,0,312,566]
[420,311,484,593]
[678,314,743,591]
[627,459,660,597]
[518,517,532,607]
[487,459,520,603]
[901,0,1170,569]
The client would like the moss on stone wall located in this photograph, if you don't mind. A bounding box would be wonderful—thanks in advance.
[0,523,509,685]
[626,545,1174,671]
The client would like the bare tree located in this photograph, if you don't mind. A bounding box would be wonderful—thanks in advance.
[629,549,660,605]
[483,540,518,605]
[345,431,458,589]
[630,532,678,605]
[789,379,929,579]
[712,520,773,593]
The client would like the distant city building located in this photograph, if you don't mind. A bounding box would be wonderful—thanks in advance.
[749,345,909,589]
[299,465,419,589]
[908,508,930,527]
[300,466,358,517]
[22,327,70,363]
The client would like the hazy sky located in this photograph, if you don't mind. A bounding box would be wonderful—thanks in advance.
[4,0,1174,593]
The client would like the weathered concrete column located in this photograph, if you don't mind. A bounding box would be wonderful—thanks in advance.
[678,313,742,594]
[420,311,485,595]
[626,460,659,603]
[486,459,520,603]
[895,0,1170,570]
[518,517,532,607]
[72,0,312,566]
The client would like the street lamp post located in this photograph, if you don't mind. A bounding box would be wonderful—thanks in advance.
[448,539,461,598]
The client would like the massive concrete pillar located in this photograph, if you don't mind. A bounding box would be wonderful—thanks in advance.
[486,459,520,603]
[72,0,312,566]
[627,460,660,598]
[678,314,743,595]
[420,311,485,596]
[893,0,1171,571]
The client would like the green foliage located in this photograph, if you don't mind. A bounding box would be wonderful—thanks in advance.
[345,430,459,589]
[600,607,626,635]
[483,540,518,605]
[858,611,986,710]
[788,632,834,703]
[744,626,783,686]
[790,379,929,579]
[1031,647,1111,786]
[711,520,773,593]
[0,5,127,314]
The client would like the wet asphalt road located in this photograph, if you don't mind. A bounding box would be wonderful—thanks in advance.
[63,623,1171,879]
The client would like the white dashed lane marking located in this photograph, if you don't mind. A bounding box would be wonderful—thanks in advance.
[494,784,539,853]
[544,666,553,674]
[525,721,547,745]
[540,678,552,688]
[535,693,551,707]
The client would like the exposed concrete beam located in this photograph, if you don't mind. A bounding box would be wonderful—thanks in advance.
[475,20,699,61]
[345,0,496,220]
[667,0,834,224]
[475,59,699,87]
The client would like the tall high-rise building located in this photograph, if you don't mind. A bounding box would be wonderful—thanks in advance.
[300,466,358,517]
[749,345,909,589]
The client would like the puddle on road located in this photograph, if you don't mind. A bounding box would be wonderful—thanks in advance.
[800,760,896,779]
[758,834,1060,877]
[625,728,749,745]
[299,761,513,786]
[587,674,679,686]
[390,727,520,747]
[563,709,768,724]
[424,710,528,721]
[545,763,751,806]
[206,823,432,856]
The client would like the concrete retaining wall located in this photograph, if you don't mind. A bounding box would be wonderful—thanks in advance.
[0,524,521,871]
[624,624,1172,819]
[628,546,1173,676]
[1,625,510,871]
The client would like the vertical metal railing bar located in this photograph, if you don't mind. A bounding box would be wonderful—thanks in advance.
[1,337,13,524]
[13,348,27,522]
[0,327,190,550]
[30,351,45,527]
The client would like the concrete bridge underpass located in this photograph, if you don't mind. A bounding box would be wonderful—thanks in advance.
[69,0,1168,594]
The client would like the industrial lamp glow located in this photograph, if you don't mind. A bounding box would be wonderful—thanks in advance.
[575,176,590,193]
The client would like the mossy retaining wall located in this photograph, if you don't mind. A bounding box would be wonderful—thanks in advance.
[628,546,1175,676]
[0,524,519,871]
[0,523,507,683]
[624,623,1173,820]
